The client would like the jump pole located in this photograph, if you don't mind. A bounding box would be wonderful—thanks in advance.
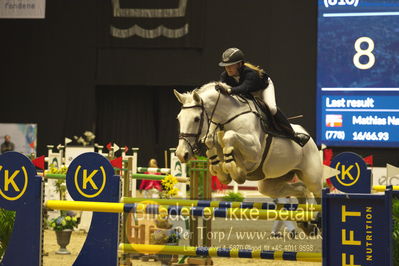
[136,167,171,174]
[373,185,399,192]
[132,173,189,183]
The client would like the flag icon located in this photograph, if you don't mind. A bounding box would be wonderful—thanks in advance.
[326,114,343,127]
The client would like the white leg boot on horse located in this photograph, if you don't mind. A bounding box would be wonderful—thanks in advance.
[204,128,232,184]
[206,147,231,184]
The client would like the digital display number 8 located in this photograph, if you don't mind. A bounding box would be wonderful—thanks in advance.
[353,37,375,70]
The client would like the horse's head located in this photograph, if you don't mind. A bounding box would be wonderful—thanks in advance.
[174,88,210,163]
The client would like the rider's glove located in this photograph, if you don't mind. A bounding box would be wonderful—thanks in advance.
[216,82,232,95]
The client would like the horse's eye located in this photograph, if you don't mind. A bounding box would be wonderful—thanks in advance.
[194,117,200,122]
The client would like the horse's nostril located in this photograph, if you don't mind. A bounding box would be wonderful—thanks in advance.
[184,152,189,162]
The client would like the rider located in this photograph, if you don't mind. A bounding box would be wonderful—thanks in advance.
[217,47,309,147]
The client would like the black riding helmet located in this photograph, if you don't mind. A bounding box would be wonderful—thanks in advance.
[218,48,245,67]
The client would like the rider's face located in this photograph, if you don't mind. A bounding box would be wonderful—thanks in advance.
[225,62,241,77]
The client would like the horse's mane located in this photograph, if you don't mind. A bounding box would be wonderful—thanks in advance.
[176,82,217,101]
[195,81,218,94]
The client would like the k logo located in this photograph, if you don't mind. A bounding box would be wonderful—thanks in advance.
[66,152,116,201]
[330,152,370,193]
[0,152,35,202]
[73,165,107,198]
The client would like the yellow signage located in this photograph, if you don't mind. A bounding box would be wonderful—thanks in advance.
[74,165,106,198]
[334,162,361,187]
[0,165,28,201]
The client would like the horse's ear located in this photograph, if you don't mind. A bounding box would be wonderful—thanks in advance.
[174,89,185,104]
[193,91,201,103]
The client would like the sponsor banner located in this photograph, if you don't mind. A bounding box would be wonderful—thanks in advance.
[323,190,393,266]
[0,0,45,19]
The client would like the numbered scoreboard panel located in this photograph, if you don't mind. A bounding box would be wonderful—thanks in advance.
[316,0,399,147]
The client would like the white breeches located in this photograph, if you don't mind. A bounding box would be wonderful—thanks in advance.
[262,78,277,115]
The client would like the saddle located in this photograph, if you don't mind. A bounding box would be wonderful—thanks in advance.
[251,96,287,138]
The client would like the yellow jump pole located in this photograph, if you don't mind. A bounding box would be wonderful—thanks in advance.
[372,185,399,192]
[45,200,124,213]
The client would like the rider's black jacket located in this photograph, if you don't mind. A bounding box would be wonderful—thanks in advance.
[220,65,269,97]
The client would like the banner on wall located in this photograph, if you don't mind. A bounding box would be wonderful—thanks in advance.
[0,123,37,154]
[0,0,45,19]
[98,0,204,48]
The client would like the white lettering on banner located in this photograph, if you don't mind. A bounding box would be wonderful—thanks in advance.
[352,116,386,125]
[388,116,399,125]
[352,116,399,126]
[326,97,346,107]
[346,98,375,108]
[326,97,375,108]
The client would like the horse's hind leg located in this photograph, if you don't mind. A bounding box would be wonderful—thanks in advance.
[258,178,319,236]
[295,142,323,201]
[295,170,323,235]
[257,177,309,200]
[296,171,322,205]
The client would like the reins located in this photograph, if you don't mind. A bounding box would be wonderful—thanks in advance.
[178,86,274,154]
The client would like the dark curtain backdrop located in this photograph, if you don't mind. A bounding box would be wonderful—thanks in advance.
[95,86,193,166]
[0,0,398,166]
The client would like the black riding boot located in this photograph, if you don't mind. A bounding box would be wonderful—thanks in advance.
[273,109,310,147]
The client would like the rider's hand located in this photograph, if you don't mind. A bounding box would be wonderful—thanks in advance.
[216,82,232,95]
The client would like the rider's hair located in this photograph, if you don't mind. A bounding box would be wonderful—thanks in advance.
[244,62,267,79]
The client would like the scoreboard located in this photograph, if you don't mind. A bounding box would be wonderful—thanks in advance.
[316,0,399,147]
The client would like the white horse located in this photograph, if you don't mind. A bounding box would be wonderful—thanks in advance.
[174,82,322,205]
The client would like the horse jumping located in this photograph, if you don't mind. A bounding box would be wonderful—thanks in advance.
[174,82,323,231]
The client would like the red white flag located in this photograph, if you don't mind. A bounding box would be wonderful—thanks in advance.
[110,157,122,169]
[32,155,45,170]
[106,142,112,151]
[363,155,373,166]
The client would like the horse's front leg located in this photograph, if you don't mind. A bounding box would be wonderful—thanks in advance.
[222,130,262,184]
[206,146,231,184]
[204,126,231,184]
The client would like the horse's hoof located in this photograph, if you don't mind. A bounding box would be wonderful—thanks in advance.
[234,178,245,184]
[218,174,232,185]
[232,172,246,184]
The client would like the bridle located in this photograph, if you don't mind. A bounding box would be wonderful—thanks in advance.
[178,97,209,155]
[178,88,260,155]
[178,89,223,155]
